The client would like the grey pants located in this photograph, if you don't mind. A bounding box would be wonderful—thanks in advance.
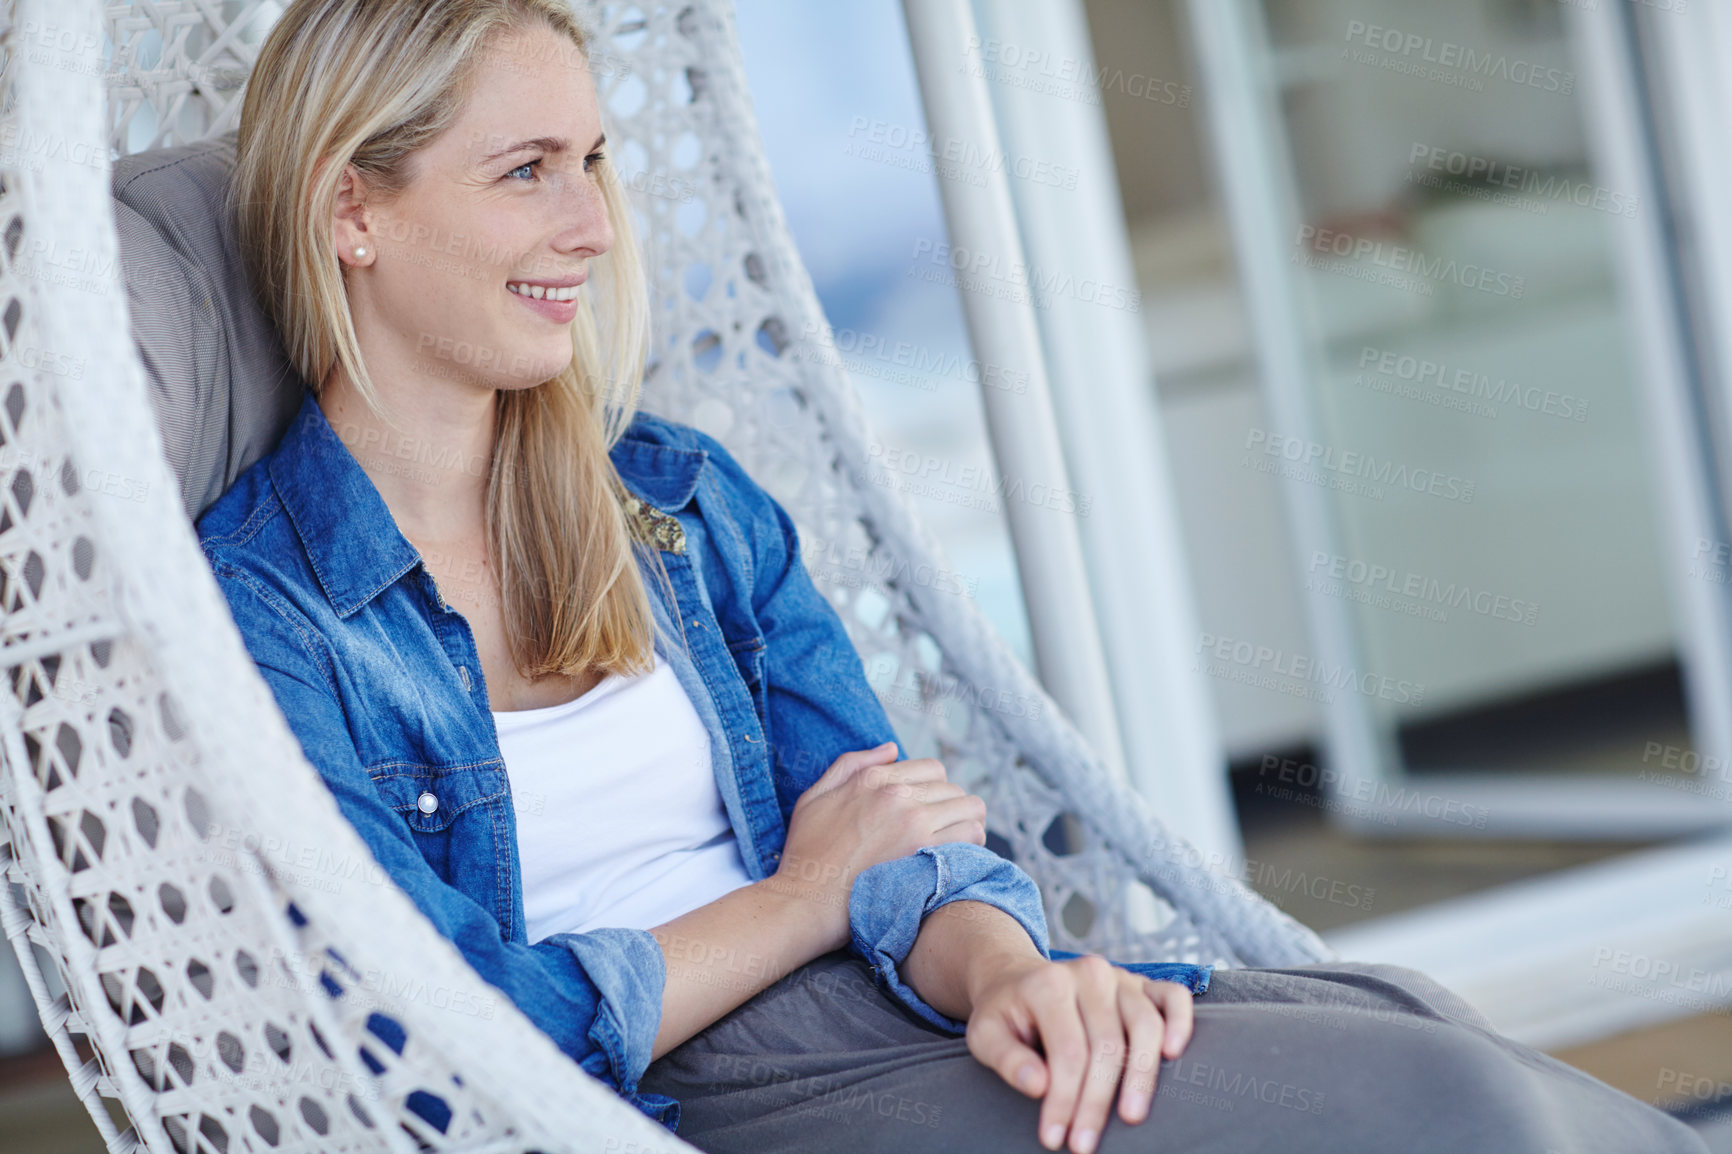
[639,949,1707,1153]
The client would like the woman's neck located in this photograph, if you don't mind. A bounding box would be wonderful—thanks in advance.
[317,364,496,544]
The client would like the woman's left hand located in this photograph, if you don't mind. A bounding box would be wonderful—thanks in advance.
[963,952,1194,1154]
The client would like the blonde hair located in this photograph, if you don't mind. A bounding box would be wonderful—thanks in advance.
[234,0,663,680]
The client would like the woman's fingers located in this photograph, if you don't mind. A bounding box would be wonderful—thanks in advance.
[925,793,989,843]
[840,742,900,771]
[1065,957,1129,1154]
[1148,979,1195,1059]
[903,780,967,803]
[967,962,1201,1152]
[1116,981,1167,1124]
[1033,970,1196,1153]
[965,1007,1049,1100]
[810,743,900,795]
[856,761,946,801]
[929,818,987,846]
[1024,970,1091,1152]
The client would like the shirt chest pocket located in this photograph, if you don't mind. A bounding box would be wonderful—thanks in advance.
[366,763,512,906]
[368,761,508,836]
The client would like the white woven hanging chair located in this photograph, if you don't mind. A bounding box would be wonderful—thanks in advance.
[0,0,1334,1150]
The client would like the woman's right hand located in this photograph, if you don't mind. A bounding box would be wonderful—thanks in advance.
[769,742,989,949]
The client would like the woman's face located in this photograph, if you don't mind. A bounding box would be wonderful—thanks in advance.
[340,22,613,394]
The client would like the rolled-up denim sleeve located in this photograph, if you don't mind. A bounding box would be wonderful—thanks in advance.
[847,842,1051,1033]
[206,560,672,1124]
[543,929,667,1098]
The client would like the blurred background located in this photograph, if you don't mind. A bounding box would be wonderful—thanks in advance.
[722,0,1732,1145]
[5,0,1732,1149]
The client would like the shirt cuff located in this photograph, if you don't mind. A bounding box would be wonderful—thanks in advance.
[847,843,1050,1034]
[1050,949,1214,996]
[550,927,668,1095]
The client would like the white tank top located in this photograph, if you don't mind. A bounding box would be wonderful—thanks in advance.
[492,650,756,944]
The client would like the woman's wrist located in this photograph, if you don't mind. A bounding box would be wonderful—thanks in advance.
[756,857,852,954]
[963,942,1049,1006]
[650,872,848,1060]
[904,899,1047,1022]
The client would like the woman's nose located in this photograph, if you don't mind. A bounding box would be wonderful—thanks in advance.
[549,167,614,258]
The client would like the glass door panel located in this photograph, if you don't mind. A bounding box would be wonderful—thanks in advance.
[1251,0,1699,820]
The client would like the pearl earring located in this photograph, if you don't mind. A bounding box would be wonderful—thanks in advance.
[354,246,368,260]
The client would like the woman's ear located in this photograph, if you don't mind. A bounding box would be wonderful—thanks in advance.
[333,164,376,268]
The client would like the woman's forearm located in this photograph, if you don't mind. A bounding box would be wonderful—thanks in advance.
[647,876,843,1061]
[648,886,1042,1065]
[901,899,1047,1022]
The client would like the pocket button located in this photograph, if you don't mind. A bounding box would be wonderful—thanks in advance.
[417,791,439,815]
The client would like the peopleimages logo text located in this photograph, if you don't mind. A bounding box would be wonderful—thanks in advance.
[1296,225,1525,299]
[1343,21,1574,94]
[1357,346,1588,422]
[1244,428,1476,504]
[1195,632,1425,706]
[1308,551,1539,627]
[1408,144,1637,218]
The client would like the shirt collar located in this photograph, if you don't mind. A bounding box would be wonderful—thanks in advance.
[268,392,422,618]
[268,392,707,617]
[607,414,707,513]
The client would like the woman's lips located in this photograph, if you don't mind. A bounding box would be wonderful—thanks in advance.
[507,277,584,323]
[509,288,579,323]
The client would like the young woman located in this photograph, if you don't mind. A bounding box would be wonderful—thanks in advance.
[196,2,1707,1151]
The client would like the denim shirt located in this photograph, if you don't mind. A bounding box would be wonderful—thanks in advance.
[195,393,1214,1132]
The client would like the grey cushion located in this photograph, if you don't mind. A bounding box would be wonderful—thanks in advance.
[112,131,304,520]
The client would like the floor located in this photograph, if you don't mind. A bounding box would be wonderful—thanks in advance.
[1232,806,1732,1120]
[1219,668,1732,1149]
[0,1050,121,1154]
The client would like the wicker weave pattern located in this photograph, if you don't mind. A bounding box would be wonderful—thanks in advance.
[0,1,1332,1150]
[106,0,275,151]
[588,1,1327,968]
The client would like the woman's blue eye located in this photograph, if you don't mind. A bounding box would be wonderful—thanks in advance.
[584,150,605,174]
[507,160,540,180]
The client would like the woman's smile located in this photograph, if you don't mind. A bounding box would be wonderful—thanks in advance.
[507,275,584,323]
